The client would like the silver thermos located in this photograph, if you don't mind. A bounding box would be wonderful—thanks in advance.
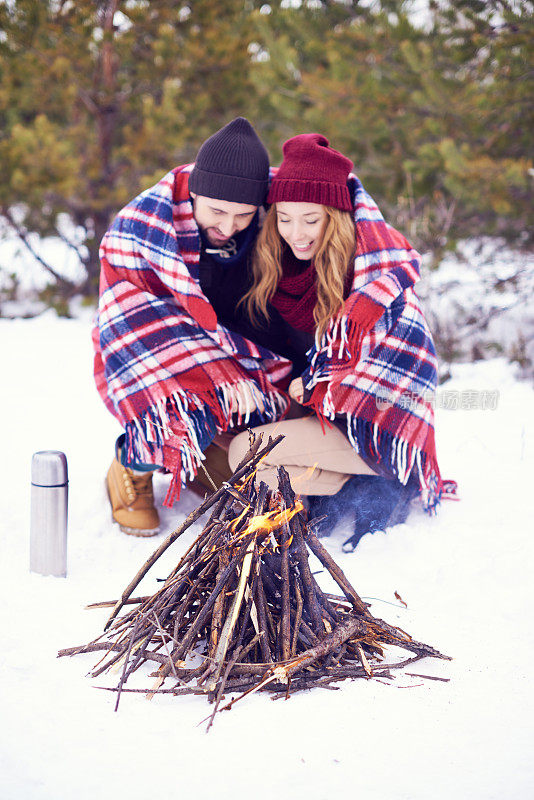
[30,450,68,577]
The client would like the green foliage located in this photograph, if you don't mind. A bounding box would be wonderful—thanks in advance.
[0,0,532,303]
[0,0,259,296]
[248,0,533,250]
[38,284,71,318]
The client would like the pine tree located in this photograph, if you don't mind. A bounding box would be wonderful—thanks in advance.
[250,0,533,250]
[1,0,531,306]
[0,0,259,300]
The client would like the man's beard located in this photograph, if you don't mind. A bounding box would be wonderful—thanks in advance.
[203,227,233,246]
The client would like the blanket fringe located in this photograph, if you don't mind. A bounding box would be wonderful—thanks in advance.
[124,380,288,507]
[305,316,455,514]
[309,315,369,385]
[342,413,448,513]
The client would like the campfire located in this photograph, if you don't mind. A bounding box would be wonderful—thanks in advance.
[59,434,450,728]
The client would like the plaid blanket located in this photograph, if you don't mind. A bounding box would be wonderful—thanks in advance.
[302,175,452,510]
[93,165,292,506]
[94,166,452,510]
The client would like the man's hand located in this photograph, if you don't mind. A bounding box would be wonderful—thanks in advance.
[288,377,304,404]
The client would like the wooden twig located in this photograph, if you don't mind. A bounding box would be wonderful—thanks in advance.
[85,596,149,609]
[291,582,304,658]
[254,570,274,664]
[209,548,230,658]
[58,642,164,665]
[405,672,450,683]
[104,434,284,630]
[305,531,370,616]
[62,437,450,726]
[205,643,245,732]
[114,617,141,712]
[279,514,291,662]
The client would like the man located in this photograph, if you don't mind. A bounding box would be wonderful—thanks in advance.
[94,118,293,536]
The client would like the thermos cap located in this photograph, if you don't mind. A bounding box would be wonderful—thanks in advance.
[31,451,68,487]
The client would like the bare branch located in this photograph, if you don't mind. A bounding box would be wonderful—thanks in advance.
[0,207,76,289]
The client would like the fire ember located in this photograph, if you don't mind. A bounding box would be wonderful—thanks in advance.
[59,434,450,728]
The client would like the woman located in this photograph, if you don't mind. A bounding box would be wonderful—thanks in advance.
[228,133,452,549]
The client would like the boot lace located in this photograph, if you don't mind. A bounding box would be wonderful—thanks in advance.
[123,470,154,501]
[131,472,154,499]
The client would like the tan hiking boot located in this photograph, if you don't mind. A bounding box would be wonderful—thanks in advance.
[106,456,160,537]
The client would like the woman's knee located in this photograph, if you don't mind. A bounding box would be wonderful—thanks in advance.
[227,429,256,472]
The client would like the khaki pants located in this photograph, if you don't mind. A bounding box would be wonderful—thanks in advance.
[227,415,377,496]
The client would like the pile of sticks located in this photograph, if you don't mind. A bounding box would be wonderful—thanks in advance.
[59,434,450,727]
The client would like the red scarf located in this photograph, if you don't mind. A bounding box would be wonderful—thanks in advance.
[271,247,355,334]
[271,248,317,332]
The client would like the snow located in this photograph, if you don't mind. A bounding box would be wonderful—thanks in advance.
[418,238,534,379]
[0,213,87,293]
[1,312,534,800]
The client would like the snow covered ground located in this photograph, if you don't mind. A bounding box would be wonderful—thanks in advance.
[1,312,533,800]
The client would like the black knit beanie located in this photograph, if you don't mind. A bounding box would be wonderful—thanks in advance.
[188,117,269,206]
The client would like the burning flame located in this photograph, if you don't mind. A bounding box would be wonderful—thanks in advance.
[230,506,249,532]
[230,500,304,550]
[242,502,304,536]
[292,462,319,486]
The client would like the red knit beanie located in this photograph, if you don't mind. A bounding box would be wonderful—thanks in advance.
[267,134,353,211]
